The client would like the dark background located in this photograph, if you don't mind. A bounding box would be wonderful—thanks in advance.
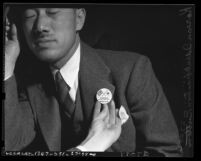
[80,5,194,157]
[6,4,194,157]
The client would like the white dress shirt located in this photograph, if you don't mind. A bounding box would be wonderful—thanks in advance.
[51,43,80,102]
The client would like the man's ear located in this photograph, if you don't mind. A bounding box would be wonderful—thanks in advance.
[75,8,86,31]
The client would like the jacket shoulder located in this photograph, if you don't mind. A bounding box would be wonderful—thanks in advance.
[94,48,149,70]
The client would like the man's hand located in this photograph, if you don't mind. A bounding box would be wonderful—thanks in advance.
[79,100,122,151]
[4,7,20,80]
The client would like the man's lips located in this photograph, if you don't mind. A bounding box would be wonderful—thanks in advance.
[34,39,56,47]
[35,38,56,43]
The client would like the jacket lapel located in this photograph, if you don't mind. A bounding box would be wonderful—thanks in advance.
[79,42,115,124]
[27,67,61,151]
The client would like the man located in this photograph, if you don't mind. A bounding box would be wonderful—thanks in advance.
[4,5,122,152]
[4,4,182,156]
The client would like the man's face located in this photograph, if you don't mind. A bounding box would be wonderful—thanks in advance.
[22,8,85,65]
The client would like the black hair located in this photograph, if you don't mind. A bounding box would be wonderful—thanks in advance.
[6,4,86,23]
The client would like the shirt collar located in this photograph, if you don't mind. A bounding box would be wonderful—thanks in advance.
[51,43,80,89]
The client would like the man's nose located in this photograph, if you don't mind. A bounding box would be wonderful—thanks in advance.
[34,15,50,34]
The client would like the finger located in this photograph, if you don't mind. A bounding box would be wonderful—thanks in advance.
[5,18,10,42]
[4,7,10,23]
[11,24,18,41]
[101,104,109,120]
[115,117,122,127]
[103,104,110,124]
[6,25,10,31]
[5,35,8,42]
[6,17,10,26]
[115,109,121,124]
[108,100,116,124]
[93,101,101,119]
[5,17,10,34]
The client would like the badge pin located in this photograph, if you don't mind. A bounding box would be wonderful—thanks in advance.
[96,88,112,104]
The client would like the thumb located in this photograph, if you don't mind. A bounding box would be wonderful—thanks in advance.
[93,101,101,119]
[11,23,18,42]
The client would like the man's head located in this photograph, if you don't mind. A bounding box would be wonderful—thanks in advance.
[21,8,86,68]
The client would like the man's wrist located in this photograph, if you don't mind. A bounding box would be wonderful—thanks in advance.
[80,133,107,152]
[76,145,88,151]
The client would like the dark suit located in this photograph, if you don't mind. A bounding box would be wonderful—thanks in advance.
[4,42,182,156]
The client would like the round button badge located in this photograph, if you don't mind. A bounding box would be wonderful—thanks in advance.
[96,88,112,104]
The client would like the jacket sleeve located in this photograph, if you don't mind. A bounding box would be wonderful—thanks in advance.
[4,75,36,151]
[126,56,183,157]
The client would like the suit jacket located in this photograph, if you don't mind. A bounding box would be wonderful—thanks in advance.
[4,41,182,156]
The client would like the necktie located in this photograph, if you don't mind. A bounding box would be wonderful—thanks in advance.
[55,71,75,118]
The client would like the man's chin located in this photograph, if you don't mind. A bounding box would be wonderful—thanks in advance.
[33,49,60,63]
